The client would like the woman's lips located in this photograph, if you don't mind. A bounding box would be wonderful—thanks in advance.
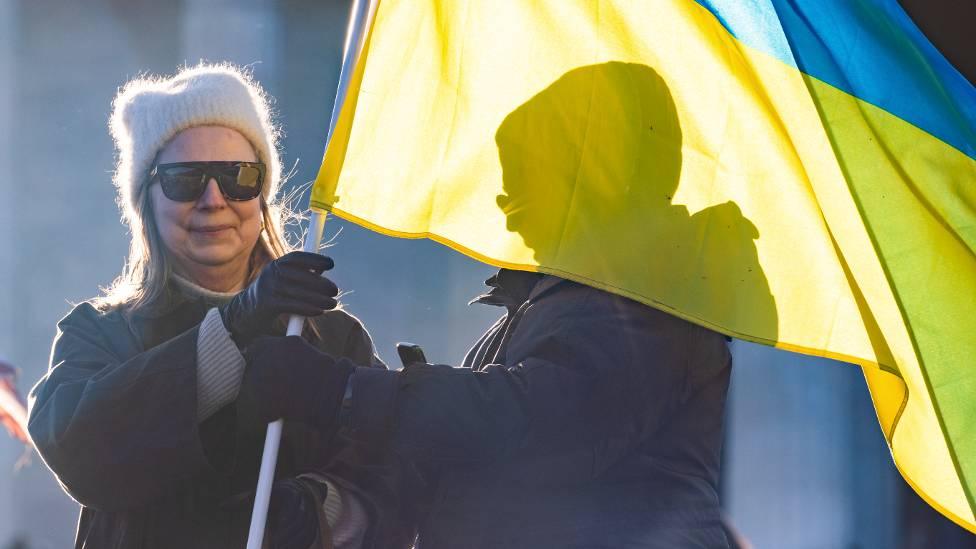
[190,224,233,236]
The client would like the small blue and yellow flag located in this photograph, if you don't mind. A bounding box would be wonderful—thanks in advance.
[313,0,976,529]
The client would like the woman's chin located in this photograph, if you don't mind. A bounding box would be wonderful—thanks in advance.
[184,244,246,269]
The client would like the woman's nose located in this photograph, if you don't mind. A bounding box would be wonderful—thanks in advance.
[196,178,227,209]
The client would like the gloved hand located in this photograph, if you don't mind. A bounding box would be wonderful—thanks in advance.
[240,336,354,435]
[219,251,338,346]
[267,477,327,549]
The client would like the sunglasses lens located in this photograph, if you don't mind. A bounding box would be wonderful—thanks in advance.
[158,167,205,201]
[236,165,263,197]
[216,165,263,200]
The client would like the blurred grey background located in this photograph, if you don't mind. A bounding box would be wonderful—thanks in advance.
[0,0,970,547]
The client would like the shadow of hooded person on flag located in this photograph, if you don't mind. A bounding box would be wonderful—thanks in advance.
[495,61,777,341]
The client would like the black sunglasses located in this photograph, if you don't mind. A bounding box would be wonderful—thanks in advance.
[149,161,266,202]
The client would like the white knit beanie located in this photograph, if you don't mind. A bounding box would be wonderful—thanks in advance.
[110,63,281,226]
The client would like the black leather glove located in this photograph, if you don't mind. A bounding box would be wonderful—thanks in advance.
[267,477,326,549]
[240,336,354,435]
[219,251,339,346]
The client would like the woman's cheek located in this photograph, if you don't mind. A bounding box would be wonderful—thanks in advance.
[238,205,263,247]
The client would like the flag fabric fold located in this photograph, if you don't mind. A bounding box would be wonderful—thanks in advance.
[312,0,976,529]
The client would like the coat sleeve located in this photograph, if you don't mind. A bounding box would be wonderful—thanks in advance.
[27,303,214,511]
[348,286,725,473]
[313,314,418,548]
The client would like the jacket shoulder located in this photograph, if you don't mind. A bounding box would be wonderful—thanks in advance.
[56,301,129,338]
[532,277,679,329]
[49,301,146,369]
[527,279,726,370]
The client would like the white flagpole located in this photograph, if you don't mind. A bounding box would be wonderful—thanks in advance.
[246,0,376,546]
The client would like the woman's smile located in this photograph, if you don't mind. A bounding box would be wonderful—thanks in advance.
[189,223,235,236]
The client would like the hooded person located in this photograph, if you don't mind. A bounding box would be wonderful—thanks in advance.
[244,62,739,548]
[27,63,412,549]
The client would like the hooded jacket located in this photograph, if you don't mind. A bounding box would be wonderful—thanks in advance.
[348,269,733,548]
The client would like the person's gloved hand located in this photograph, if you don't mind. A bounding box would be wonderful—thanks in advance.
[240,336,354,435]
[267,477,326,549]
[219,251,338,346]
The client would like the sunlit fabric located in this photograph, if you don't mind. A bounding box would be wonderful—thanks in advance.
[311,0,976,530]
[0,362,27,445]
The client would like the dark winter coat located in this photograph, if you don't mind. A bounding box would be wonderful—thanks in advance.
[349,269,733,548]
[27,287,410,549]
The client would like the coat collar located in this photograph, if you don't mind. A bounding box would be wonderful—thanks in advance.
[125,276,236,321]
[470,268,563,311]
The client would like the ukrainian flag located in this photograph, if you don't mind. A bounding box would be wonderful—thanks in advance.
[313,0,976,529]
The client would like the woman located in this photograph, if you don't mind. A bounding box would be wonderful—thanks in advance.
[27,64,408,549]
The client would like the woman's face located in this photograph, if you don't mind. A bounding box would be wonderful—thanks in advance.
[150,126,263,286]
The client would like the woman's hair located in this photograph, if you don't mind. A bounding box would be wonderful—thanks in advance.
[94,186,297,313]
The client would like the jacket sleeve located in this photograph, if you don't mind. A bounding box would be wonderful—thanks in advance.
[313,314,418,548]
[348,287,724,472]
[27,303,214,511]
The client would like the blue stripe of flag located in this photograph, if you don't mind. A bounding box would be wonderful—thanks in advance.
[693,0,976,159]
